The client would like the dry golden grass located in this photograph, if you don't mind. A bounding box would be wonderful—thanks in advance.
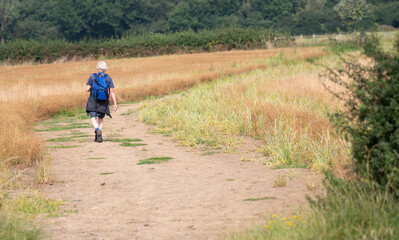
[0,47,324,102]
[216,65,350,173]
[0,47,327,185]
[221,72,337,138]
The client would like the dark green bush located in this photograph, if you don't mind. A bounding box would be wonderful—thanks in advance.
[327,35,399,196]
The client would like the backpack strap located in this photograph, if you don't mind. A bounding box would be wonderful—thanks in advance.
[93,73,108,84]
[93,73,106,88]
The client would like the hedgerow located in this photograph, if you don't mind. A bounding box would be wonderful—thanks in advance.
[0,27,291,64]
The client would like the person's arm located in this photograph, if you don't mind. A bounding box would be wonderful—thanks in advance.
[110,88,118,112]
[86,75,93,92]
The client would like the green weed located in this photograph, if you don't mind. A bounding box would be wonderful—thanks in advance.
[99,172,116,175]
[1,193,64,217]
[244,197,276,201]
[271,164,308,169]
[36,123,90,132]
[137,157,172,165]
[120,142,147,147]
[46,137,75,142]
[48,145,80,149]
[105,138,143,142]
[52,107,85,119]
[273,175,287,188]
[64,209,78,214]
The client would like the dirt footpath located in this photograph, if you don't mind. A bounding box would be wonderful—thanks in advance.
[38,104,313,240]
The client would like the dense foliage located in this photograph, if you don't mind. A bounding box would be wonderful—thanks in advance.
[0,0,396,43]
[328,36,399,196]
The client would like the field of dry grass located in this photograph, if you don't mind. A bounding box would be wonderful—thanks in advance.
[0,47,324,102]
[0,47,327,187]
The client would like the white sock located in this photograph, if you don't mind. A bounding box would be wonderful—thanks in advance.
[91,117,99,129]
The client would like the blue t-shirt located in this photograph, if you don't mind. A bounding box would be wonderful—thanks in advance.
[86,72,115,89]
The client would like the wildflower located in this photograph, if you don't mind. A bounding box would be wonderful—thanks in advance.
[293,215,298,219]
[265,225,269,229]
[282,217,286,221]
[273,214,276,218]
[286,221,291,226]
[269,221,274,224]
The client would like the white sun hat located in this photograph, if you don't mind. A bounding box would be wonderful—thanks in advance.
[96,61,108,71]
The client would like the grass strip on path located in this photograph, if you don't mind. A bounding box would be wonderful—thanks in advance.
[137,157,172,165]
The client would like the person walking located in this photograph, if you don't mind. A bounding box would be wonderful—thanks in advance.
[86,61,117,142]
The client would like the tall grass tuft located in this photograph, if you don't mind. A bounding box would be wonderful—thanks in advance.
[224,180,399,239]
[0,211,44,240]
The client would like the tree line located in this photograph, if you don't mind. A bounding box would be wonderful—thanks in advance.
[1,0,398,43]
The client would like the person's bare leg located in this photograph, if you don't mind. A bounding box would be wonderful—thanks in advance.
[98,118,104,130]
[91,117,99,129]
[96,118,104,142]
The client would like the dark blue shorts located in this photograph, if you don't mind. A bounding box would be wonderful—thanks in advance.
[89,112,105,118]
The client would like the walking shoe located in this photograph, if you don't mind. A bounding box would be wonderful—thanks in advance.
[96,129,103,143]
[94,130,98,142]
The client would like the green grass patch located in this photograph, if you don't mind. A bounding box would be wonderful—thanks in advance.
[69,134,91,138]
[52,107,86,119]
[137,157,172,165]
[120,142,147,147]
[149,130,173,136]
[106,134,122,138]
[58,131,89,137]
[1,193,64,217]
[105,138,143,142]
[63,209,78,214]
[36,123,90,132]
[271,163,308,169]
[48,145,80,149]
[99,172,116,175]
[244,196,276,201]
[46,137,75,142]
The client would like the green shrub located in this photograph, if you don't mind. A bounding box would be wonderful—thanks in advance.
[327,35,399,196]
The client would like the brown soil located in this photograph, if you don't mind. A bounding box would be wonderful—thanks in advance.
[38,103,314,240]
